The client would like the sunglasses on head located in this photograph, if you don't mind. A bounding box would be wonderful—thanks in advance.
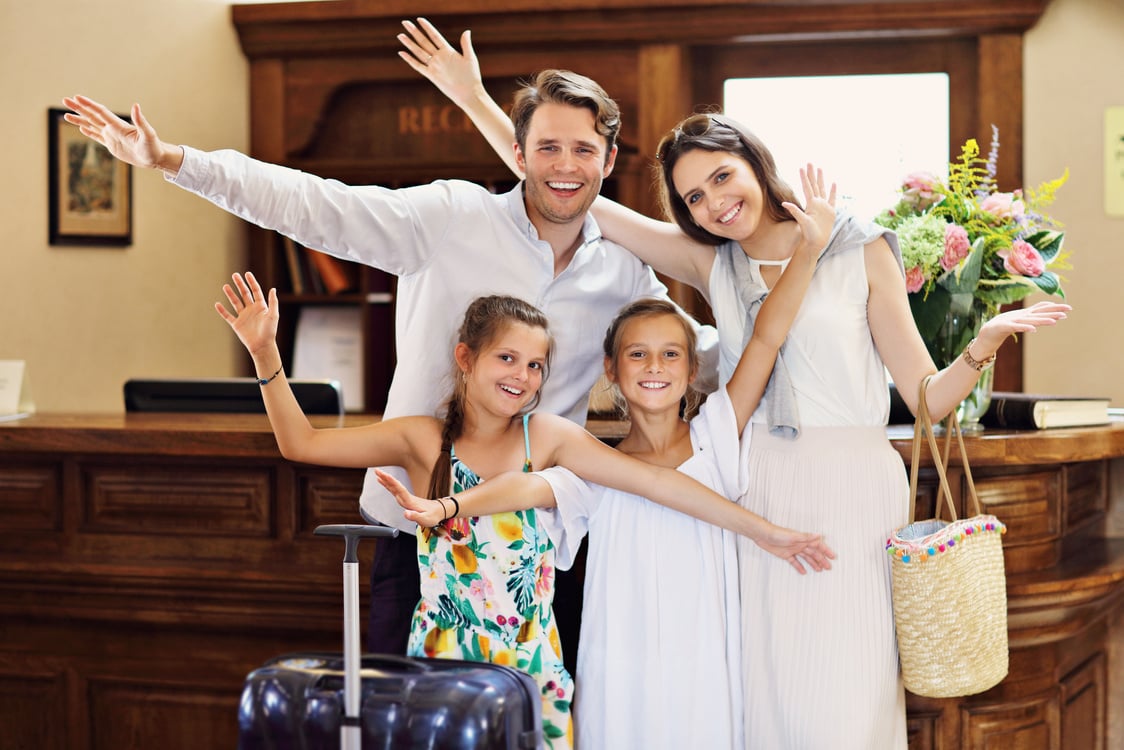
[655,113,734,161]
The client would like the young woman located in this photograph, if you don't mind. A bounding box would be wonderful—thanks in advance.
[216,274,833,749]
[394,18,1071,748]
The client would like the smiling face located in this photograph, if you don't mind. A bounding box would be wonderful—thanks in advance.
[515,102,617,230]
[671,149,767,243]
[459,321,551,419]
[607,313,697,416]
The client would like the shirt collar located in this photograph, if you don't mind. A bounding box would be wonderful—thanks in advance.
[504,182,604,248]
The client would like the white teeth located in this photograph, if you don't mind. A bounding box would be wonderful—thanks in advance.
[639,381,669,390]
[718,203,741,224]
[548,182,581,190]
[500,384,523,396]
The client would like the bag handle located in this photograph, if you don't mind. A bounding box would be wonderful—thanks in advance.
[907,375,983,524]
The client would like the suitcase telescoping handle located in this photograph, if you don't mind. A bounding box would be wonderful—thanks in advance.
[314,524,399,750]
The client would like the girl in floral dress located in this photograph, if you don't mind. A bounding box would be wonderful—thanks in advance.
[412,414,573,743]
[216,275,832,749]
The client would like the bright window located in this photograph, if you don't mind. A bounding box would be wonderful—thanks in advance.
[723,74,950,222]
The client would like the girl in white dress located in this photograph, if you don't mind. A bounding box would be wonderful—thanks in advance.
[394,18,1071,749]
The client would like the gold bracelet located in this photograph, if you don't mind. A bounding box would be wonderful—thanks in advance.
[961,338,996,372]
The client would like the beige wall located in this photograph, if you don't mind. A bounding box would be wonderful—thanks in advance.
[2,0,1118,412]
[1024,0,1124,403]
[0,0,260,413]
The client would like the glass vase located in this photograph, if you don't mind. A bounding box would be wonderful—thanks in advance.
[928,297,994,434]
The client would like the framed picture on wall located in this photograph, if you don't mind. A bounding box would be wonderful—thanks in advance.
[47,107,132,246]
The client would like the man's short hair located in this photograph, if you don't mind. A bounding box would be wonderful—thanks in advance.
[511,70,621,160]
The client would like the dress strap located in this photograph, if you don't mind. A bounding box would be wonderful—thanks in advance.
[521,413,533,473]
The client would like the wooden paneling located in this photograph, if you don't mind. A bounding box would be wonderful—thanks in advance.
[0,459,62,531]
[961,692,1060,749]
[1060,654,1106,750]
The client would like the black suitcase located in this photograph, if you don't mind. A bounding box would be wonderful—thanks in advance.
[237,525,543,750]
[239,652,542,749]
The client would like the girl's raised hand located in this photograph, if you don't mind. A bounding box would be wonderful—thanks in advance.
[214,272,279,357]
[783,163,837,261]
[755,523,837,575]
[397,18,483,109]
[375,468,448,528]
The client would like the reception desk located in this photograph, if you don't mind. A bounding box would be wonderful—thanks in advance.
[1,413,1122,749]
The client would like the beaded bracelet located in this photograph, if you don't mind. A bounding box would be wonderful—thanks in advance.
[961,339,996,372]
[258,365,283,386]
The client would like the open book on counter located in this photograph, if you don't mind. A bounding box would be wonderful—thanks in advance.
[982,392,1111,430]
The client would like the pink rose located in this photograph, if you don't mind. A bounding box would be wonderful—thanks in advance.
[941,223,971,271]
[904,265,926,293]
[999,239,1045,277]
[901,171,941,211]
[979,192,1026,221]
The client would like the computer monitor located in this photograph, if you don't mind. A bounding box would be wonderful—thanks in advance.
[124,377,344,416]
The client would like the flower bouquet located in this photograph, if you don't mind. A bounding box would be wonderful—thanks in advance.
[875,127,1071,427]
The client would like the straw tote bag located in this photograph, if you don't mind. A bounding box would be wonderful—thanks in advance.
[886,375,1009,698]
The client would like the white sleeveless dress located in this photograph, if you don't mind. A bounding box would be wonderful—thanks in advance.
[538,387,749,750]
[710,215,909,749]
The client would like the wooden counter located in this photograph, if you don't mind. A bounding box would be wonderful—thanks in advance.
[1,413,1122,749]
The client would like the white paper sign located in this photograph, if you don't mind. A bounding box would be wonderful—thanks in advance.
[292,307,364,412]
[0,360,35,416]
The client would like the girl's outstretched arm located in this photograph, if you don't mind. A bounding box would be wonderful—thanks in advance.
[215,272,424,471]
[377,467,556,527]
[539,416,834,573]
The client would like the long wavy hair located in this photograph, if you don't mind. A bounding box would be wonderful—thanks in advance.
[654,112,797,245]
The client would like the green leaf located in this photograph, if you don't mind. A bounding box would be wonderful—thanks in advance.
[544,724,567,739]
[457,594,483,628]
[909,287,951,340]
[1027,230,1064,264]
[1031,271,1062,296]
[976,283,1033,308]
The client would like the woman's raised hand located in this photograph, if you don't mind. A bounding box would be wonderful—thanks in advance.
[214,272,279,357]
[375,468,448,527]
[397,17,485,109]
[972,300,1072,359]
[783,163,838,261]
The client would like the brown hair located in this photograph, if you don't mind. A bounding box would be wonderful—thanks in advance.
[654,113,797,245]
[600,298,700,419]
[510,69,621,162]
[424,295,554,499]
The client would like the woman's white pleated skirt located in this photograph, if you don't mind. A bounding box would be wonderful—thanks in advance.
[739,424,909,750]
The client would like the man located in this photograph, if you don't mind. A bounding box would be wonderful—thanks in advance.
[64,71,716,666]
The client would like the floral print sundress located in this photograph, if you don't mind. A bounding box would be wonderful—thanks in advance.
[407,414,574,749]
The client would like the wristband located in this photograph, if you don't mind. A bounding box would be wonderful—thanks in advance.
[258,365,283,386]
